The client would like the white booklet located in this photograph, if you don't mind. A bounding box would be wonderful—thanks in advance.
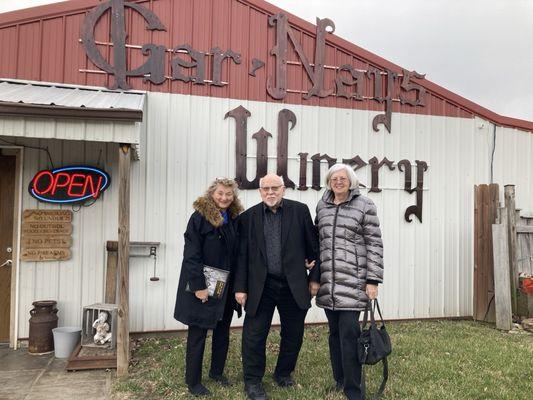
[186,265,230,299]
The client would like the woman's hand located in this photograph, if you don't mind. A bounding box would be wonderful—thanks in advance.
[309,282,320,297]
[305,259,316,270]
[235,292,247,307]
[195,289,209,303]
[366,284,378,300]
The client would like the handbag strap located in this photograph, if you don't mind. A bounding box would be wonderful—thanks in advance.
[361,300,377,329]
[361,357,389,400]
[360,299,388,400]
[374,299,386,326]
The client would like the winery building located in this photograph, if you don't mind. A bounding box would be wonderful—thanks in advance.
[0,0,532,348]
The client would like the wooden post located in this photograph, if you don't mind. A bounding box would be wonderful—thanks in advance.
[105,241,118,304]
[117,144,131,377]
[492,211,512,331]
[504,185,518,314]
[473,184,498,322]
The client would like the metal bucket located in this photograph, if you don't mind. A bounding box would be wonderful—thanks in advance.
[28,300,58,354]
[52,327,81,358]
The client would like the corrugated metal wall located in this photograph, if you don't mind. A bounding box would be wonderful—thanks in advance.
[9,136,117,337]
[10,92,533,337]
[0,116,140,144]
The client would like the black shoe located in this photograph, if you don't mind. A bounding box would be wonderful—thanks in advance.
[326,381,344,393]
[244,382,268,400]
[188,383,211,397]
[274,375,295,388]
[209,373,232,386]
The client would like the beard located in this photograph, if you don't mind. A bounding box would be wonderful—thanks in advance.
[263,197,281,208]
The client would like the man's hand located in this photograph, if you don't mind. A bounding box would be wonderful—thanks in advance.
[309,282,320,297]
[195,289,209,303]
[366,284,378,300]
[235,292,247,307]
[305,259,316,270]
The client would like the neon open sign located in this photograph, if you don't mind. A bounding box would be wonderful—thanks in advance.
[29,166,111,204]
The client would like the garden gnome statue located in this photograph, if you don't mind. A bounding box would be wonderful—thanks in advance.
[92,311,112,345]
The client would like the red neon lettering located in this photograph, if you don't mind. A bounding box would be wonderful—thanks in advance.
[84,175,103,199]
[51,172,71,195]
[67,173,86,197]
[33,170,54,195]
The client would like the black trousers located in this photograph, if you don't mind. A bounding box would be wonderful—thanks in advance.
[242,276,308,383]
[185,296,235,387]
[325,309,362,400]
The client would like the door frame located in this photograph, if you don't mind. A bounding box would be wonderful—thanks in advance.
[0,146,23,349]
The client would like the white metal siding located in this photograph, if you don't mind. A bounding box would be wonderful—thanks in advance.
[11,92,533,337]
[0,117,141,145]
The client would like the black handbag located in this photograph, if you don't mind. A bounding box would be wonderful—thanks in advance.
[358,299,391,400]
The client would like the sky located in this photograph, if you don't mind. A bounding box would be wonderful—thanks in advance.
[1,0,533,121]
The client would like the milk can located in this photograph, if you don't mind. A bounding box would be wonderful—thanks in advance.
[28,300,58,354]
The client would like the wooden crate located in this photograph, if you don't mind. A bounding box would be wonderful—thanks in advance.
[81,303,118,349]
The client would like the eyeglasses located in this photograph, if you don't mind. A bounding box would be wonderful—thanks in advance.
[331,177,348,183]
[260,185,284,192]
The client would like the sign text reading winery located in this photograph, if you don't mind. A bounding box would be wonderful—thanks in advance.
[226,106,428,223]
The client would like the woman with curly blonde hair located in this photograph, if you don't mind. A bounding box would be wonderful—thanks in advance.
[174,178,244,396]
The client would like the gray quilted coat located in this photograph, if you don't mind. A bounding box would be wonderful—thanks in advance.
[315,188,383,311]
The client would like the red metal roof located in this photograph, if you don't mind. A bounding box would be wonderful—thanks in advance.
[1,0,531,131]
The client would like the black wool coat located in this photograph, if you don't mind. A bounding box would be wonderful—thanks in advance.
[174,197,242,329]
[234,199,320,317]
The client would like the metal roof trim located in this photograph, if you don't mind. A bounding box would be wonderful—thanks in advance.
[0,100,143,122]
[0,79,145,122]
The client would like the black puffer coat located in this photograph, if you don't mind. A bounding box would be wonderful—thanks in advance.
[174,196,243,329]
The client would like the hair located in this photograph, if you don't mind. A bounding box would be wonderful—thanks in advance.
[205,177,240,198]
[258,174,284,188]
[324,163,359,190]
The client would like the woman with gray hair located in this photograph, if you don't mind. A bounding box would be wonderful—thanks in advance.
[314,163,384,400]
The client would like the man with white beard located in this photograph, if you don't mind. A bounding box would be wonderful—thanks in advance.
[234,173,320,400]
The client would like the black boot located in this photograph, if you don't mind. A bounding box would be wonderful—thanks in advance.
[209,373,232,386]
[188,383,211,397]
[244,382,268,400]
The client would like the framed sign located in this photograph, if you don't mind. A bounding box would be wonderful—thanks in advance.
[28,166,110,204]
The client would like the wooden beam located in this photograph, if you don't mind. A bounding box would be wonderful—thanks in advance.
[492,215,512,331]
[117,144,131,377]
[517,226,533,234]
[105,248,118,304]
[504,185,518,314]
[105,241,161,304]
[8,149,22,349]
[473,184,498,323]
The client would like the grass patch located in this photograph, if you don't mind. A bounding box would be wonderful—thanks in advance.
[112,320,533,399]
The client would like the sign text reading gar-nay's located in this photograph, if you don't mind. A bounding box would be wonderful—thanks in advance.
[82,0,426,133]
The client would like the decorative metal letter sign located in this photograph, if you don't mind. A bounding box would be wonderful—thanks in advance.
[81,0,166,90]
[267,13,335,100]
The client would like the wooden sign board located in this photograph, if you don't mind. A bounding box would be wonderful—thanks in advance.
[21,209,73,261]
[21,248,71,261]
[21,236,72,249]
[22,222,73,236]
[22,210,72,223]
